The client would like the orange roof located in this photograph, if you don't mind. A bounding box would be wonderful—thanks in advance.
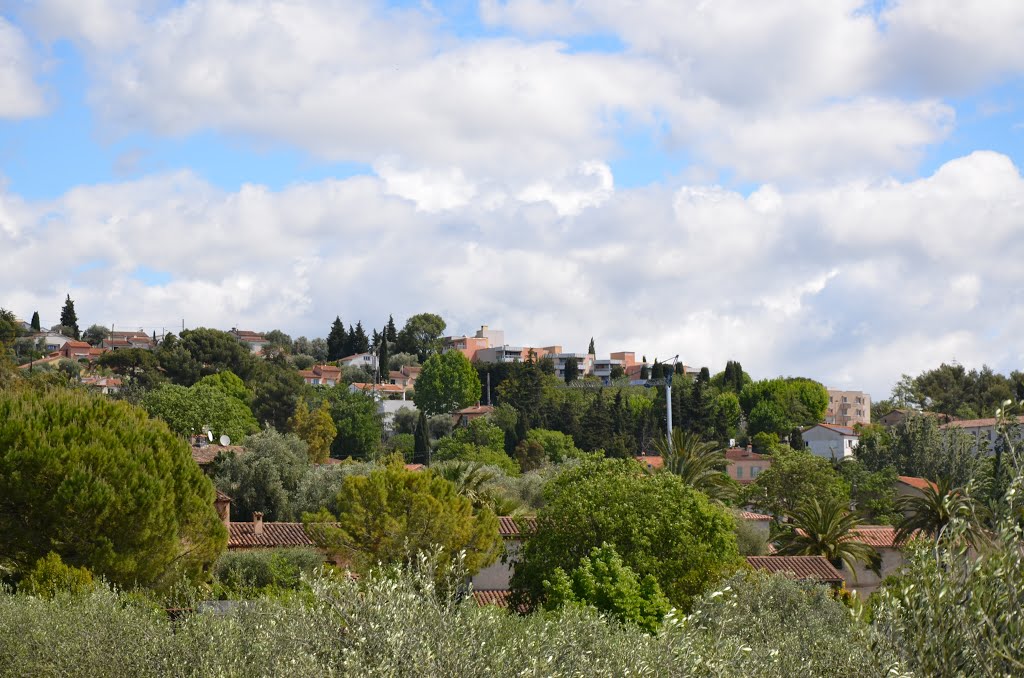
[228,522,315,548]
[454,405,494,416]
[725,447,768,461]
[497,516,536,537]
[350,382,406,393]
[942,415,1024,429]
[404,463,426,472]
[473,590,513,608]
[897,476,938,492]
[739,511,772,521]
[746,556,843,583]
[850,526,910,548]
[64,340,91,348]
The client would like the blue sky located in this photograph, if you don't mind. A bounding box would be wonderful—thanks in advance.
[3,1,1024,397]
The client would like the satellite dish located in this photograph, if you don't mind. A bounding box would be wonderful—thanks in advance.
[207,430,215,442]
[219,434,231,446]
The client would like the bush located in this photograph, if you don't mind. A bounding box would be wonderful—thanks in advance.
[20,553,94,598]
[213,549,324,595]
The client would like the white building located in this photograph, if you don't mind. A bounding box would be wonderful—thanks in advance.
[802,424,859,460]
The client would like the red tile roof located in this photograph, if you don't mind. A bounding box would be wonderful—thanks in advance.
[942,415,1024,429]
[350,383,407,394]
[634,455,664,469]
[191,444,246,466]
[228,522,315,548]
[850,526,911,548]
[725,447,768,461]
[739,511,772,522]
[473,590,513,608]
[812,423,857,435]
[897,476,938,492]
[746,556,844,583]
[497,516,536,537]
[404,463,426,472]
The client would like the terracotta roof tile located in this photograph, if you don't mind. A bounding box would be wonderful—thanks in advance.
[942,415,1024,429]
[850,526,912,548]
[634,455,664,469]
[739,511,772,521]
[897,476,938,492]
[228,522,315,548]
[811,423,857,435]
[191,444,246,466]
[498,516,536,537]
[473,590,512,608]
[725,447,768,461]
[746,556,844,583]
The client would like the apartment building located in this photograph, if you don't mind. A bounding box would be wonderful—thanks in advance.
[826,389,871,427]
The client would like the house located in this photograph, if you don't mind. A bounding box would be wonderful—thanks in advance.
[17,354,63,370]
[826,389,871,427]
[380,401,417,432]
[802,423,859,460]
[216,494,348,567]
[843,526,914,597]
[634,454,664,471]
[388,365,420,388]
[895,476,938,519]
[298,364,343,387]
[80,375,122,394]
[339,352,378,372]
[101,331,154,350]
[725,446,770,484]
[452,404,494,427]
[230,328,269,354]
[57,340,108,362]
[442,325,506,362]
[471,516,536,598]
[745,556,844,586]
[349,382,408,399]
[941,415,1024,454]
[544,352,594,381]
[739,510,773,541]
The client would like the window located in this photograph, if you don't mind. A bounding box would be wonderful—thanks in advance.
[751,466,760,477]
[735,467,743,479]
[842,396,848,403]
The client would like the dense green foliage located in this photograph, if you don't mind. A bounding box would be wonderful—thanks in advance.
[414,350,482,416]
[855,415,980,486]
[212,548,324,595]
[306,462,501,577]
[395,312,446,361]
[0,387,226,588]
[889,362,1024,419]
[512,458,742,611]
[739,377,829,438]
[288,399,337,463]
[774,496,880,576]
[747,447,850,516]
[544,542,671,633]
[143,380,259,441]
[213,430,310,522]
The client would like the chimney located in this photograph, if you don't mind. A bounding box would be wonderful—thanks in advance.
[253,511,264,536]
[746,444,753,454]
[214,492,231,529]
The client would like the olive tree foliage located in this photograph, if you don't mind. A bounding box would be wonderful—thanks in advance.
[0,387,226,588]
[0,556,903,677]
[855,414,981,486]
[414,350,482,416]
[213,430,310,522]
[512,458,742,612]
[142,380,259,441]
[306,462,501,578]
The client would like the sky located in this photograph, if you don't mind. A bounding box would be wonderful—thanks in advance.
[2,0,1024,399]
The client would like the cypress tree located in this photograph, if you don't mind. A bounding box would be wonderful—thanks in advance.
[59,295,80,340]
[588,337,595,355]
[564,356,579,383]
[378,335,391,381]
[413,409,431,465]
[326,317,347,360]
[351,321,370,354]
[30,311,40,332]
[386,315,398,343]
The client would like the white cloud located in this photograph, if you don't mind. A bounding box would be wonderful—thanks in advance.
[4,152,1024,398]
[0,18,46,119]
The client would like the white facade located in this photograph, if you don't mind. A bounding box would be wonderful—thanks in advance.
[802,424,859,460]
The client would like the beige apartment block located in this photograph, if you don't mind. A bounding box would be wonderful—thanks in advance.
[826,389,871,427]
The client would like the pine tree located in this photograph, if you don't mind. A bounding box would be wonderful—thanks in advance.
[386,315,398,343]
[351,321,370,354]
[378,334,391,382]
[414,409,431,465]
[588,337,595,355]
[326,316,347,360]
[579,390,613,451]
[59,295,80,340]
[564,356,579,384]
[30,311,40,332]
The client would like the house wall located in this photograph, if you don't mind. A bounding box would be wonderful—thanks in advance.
[802,427,858,460]
[728,458,770,483]
[826,389,871,427]
[471,540,521,590]
[845,547,904,598]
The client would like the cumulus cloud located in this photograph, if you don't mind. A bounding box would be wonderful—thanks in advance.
[0,18,46,119]
[4,152,1024,397]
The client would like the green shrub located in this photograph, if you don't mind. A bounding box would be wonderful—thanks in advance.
[20,553,94,598]
[213,549,324,595]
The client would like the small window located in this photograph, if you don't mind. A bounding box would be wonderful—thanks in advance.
[751,466,760,477]
[735,467,743,479]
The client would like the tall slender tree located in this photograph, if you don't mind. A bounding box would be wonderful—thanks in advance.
[378,333,391,382]
[59,295,80,340]
[351,321,370,354]
[564,356,579,383]
[30,311,40,332]
[588,337,595,355]
[386,315,398,343]
[326,317,347,361]
[414,409,431,465]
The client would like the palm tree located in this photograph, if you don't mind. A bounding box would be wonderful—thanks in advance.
[895,476,988,546]
[775,495,880,577]
[432,460,524,515]
[651,429,737,502]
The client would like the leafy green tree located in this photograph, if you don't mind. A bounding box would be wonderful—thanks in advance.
[96,348,164,389]
[250,357,306,431]
[155,333,202,385]
[198,370,253,405]
[894,476,988,546]
[564,356,579,383]
[158,328,256,385]
[377,335,390,382]
[59,295,80,340]
[81,324,109,347]
[514,439,547,472]
[511,457,742,612]
[306,462,501,577]
[856,413,980,486]
[143,382,259,441]
[453,417,504,450]
[20,552,95,598]
[711,391,742,442]
[431,460,520,514]
[389,352,419,371]
[326,316,347,360]
[414,351,482,416]
[0,388,226,587]
[652,430,736,502]
[433,439,520,475]
[837,460,901,525]
[263,329,292,354]
[414,409,431,465]
[774,495,880,576]
[289,399,337,464]
[578,389,613,451]
[740,377,828,436]
[395,312,446,361]
[525,428,582,463]
[747,447,850,517]
[544,542,670,633]
[320,387,382,460]
[30,311,40,332]
[214,429,310,522]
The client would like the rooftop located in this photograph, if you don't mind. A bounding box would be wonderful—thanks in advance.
[228,522,315,548]
[745,555,844,583]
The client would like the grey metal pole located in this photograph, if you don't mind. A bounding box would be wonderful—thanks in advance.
[665,379,673,451]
